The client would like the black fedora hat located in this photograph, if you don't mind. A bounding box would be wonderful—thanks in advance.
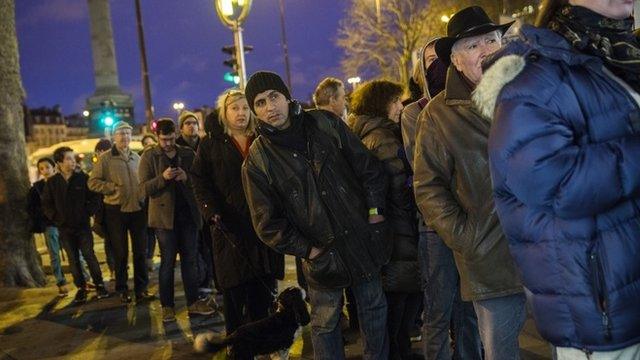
[435,6,513,65]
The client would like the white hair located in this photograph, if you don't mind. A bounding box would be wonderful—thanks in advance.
[450,30,501,59]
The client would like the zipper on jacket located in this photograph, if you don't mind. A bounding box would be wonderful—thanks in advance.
[588,248,612,341]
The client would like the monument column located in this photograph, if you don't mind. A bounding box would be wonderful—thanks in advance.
[86,0,134,135]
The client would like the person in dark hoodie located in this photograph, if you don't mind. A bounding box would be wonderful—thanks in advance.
[402,39,482,359]
[41,146,109,303]
[348,79,420,360]
[28,157,69,297]
[241,71,389,359]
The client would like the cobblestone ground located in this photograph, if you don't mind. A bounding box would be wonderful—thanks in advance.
[0,234,552,359]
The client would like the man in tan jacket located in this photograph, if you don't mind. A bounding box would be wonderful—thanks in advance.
[89,121,151,304]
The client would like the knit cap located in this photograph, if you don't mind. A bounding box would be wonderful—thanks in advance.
[245,71,291,113]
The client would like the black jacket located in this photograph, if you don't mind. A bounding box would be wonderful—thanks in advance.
[27,179,54,233]
[349,114,420,293]
[41,171,100,230]
[242,110,389,289]
[176,135,200,152]
[191,132,284,290]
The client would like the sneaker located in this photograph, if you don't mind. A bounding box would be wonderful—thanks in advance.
[74,289,87,304]
[204,294,221,310]
[96,284,110,299]
[135,291,156,304]
[57,284,69,297]
[188,299,216,316]
[85,282,96,291]
[162,307,176,322]
[120,291,132,304]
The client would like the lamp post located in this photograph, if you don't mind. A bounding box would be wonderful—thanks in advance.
[172,102,185,117]
[347,76,362,91]
[215,0,253,89]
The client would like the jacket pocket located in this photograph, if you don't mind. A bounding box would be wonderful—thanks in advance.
[588,246,612,341]
[302,248,351,290]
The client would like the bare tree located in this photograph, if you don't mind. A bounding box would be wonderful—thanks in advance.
[337,0,509,87]
[0,0,46,287]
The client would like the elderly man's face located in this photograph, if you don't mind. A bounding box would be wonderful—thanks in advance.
[451,31,501,85]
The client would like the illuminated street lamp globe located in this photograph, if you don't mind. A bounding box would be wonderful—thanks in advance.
[215,0,253,28]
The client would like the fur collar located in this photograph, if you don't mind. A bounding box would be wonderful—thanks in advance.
[472,55,526,120]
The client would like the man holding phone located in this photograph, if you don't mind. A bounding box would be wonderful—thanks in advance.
[138,118,217,322]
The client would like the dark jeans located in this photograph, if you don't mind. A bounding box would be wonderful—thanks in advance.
[386,292,422,360]
[418,230,482,360]
[308,277,389,360]
[104,206,148,294]
[222,277,276,334]
[59,227,103,289]
[197,229,214,290]
[103,231,115,273]
[155,224,200,307]
[146,227,156,260]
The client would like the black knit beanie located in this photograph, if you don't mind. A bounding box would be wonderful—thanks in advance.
[245,71,291,113]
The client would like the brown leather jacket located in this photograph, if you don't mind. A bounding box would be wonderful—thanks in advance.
[413,67,522,301]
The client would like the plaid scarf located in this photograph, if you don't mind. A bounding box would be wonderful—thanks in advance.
[549,5,640,92]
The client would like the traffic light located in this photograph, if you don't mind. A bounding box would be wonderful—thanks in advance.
[222,45,253,84]
[98,101,118,128]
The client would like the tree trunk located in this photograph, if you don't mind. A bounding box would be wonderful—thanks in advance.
[0,0,46,287]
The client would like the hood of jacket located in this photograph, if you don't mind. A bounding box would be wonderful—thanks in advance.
[348,114,397,140]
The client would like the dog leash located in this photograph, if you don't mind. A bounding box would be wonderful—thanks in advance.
[215,223,279,298]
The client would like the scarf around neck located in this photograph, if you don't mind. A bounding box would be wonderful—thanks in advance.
[549,5,640,92]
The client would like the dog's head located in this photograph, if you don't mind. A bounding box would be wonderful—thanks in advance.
[277,287,310,326]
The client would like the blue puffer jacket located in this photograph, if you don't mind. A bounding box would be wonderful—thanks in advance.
[474,23,640,351]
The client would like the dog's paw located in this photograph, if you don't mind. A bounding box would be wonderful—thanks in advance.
[193,331,216,353]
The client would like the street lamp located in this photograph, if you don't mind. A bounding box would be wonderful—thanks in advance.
[172,102,185,116]
[441,14,451,23]
[347,76,362,91]
[215,0,253,89]
[82,110,90,117]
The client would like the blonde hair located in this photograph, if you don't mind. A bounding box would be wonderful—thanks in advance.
[216,90,256,136]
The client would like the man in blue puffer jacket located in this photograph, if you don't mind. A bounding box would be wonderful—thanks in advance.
[474,0,640,357]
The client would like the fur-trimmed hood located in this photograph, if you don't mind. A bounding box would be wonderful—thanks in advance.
[472,21,603,121]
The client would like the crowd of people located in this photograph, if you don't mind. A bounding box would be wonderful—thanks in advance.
[27,0,640,359]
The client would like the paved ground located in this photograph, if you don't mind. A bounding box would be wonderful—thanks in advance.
[0,235,552,359]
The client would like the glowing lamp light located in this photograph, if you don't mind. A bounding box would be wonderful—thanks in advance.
[82,110,90,117]
[103,116,114,126]
[441,15,451,23]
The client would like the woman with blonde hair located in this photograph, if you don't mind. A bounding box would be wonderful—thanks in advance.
[191,90,284,334]
[474,0,640,358]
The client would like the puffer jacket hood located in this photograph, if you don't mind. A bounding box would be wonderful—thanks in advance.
[348,114,396,140]
[475,22,640,351]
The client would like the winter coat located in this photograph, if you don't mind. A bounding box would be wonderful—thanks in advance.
[88,146,144,213]
[242,110,389,290]
[176,135,200,152]
[138,145,202,230]
[41,171,99,230]
[413,65,523,302]
[474,23,640,351]
[27,179,54,233]
[191,132,284,290]
[349,114,420,293]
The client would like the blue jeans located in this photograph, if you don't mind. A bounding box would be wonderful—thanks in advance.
[418,230,482,360]
[155,223,200,307]
[44,226,66,286]
[308,277,389,360]
[473,293,526,360]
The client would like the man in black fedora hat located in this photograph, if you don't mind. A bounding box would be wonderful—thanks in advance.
[413,6,525,360]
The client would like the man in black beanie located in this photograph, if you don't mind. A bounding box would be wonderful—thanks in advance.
[242,71,391,359]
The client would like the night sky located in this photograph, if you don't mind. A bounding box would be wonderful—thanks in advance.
[16,0,347,123]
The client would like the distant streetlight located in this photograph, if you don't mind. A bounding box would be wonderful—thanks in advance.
[347,76,362,90]
[441,14,451,23]
[172,102,185,116]
[215,0,253,89]
[82,110,90,117]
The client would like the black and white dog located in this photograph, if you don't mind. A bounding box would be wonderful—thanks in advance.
[194,287,310,359]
